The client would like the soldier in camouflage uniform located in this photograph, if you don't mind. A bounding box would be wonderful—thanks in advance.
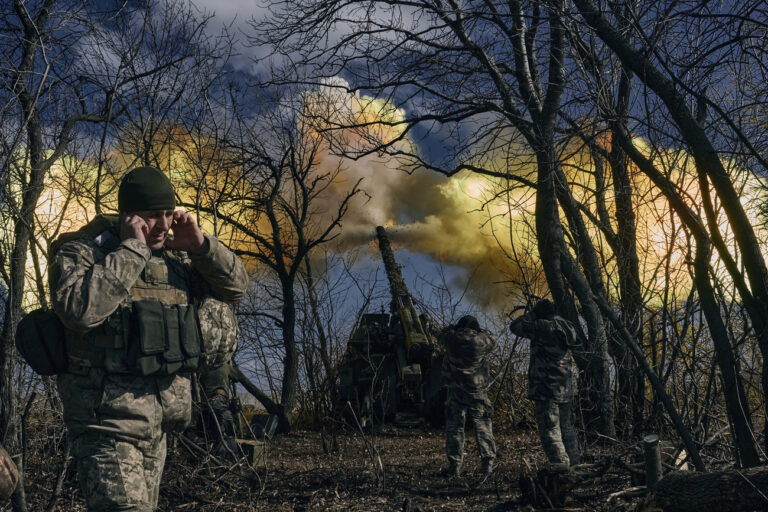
[510,299,580,472]
[51,166,248,511]
[440,315,498,477]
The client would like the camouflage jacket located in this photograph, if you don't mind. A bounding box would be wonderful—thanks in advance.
[50,217,248,371]
[510,312,577,403]
[440,327,498,400]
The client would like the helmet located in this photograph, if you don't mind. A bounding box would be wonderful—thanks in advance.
[532,299,555,318]
[456,315,480,331]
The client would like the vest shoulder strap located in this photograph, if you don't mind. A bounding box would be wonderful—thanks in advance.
[48,214,120,262]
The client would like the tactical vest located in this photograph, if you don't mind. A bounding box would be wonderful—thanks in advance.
[59,216,201,376]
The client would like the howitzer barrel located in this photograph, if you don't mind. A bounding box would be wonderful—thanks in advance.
[375,226,431,349]
[376,225,409,301]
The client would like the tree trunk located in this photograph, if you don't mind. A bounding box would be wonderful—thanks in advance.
[610,124,760,466]
[554,167,616,438]
[558,249,615,438]
[229,365,290,434]
[691,238,760,467]
[279,279,299,427]
[535,145,615,439]
[609,79,646,431]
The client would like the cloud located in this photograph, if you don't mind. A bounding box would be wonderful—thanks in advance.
[190,0,272,70]
[301,79,538,309]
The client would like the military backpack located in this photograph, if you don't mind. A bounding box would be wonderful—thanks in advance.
[14,215,120,376]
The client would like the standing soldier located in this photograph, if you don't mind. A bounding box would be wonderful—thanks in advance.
[440,315,498,478]
[510,299,581,472]
[50,166,248,511]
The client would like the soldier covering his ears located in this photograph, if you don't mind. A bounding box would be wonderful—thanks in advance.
[510,299,581,472]
[50,166,248,511]
[440,315,498,478]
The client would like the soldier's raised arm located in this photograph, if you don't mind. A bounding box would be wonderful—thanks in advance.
[509,310,537,338]
[51,225,150,332]
[188,235,248,303]
[163,210,247,303]
[554,317,578,348]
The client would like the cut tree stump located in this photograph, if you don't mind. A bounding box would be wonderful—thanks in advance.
[644,465,768,511]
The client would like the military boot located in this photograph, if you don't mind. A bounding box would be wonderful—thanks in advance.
[442,461,461,477]
[550,462,570,473]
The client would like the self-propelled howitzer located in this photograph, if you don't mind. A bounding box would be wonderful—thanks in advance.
[335,226,445,428]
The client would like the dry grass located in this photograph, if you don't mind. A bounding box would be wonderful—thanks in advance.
[16,424,647,511]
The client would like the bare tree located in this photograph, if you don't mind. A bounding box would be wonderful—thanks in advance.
[178,93,364,431]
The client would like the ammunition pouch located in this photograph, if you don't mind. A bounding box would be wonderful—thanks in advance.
[128,299,201,376]
[64,300,202,376]
[15,308,68,376]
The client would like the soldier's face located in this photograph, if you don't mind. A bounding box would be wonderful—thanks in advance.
[136,209,175,250]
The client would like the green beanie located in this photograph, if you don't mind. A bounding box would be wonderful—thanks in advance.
[118,166,176,212]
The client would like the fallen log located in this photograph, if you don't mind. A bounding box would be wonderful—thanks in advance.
[643,465,768,512]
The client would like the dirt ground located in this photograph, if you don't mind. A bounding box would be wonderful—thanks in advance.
[18,424,645,511]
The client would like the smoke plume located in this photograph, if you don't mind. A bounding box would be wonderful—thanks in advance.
[304,79,538,309]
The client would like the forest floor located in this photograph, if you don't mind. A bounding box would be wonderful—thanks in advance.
[19,423,652,512]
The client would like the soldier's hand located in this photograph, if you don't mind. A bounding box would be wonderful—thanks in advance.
[165,210,207,254]
[120,213,149,245]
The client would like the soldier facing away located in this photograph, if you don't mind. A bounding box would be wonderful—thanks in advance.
[50,166,249,511]
[440,315,498,478]
[510,299,581,472]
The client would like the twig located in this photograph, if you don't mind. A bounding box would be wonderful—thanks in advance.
[345,401,385,490]
[13,391,37,512]
[45,441,71,512]
[613,457,646,477]
[606,485,647,503]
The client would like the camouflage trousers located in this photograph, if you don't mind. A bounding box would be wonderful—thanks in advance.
[74,432,166,511]
[58,370,191,511]
[445,394,496,467]
[533,399,580,470]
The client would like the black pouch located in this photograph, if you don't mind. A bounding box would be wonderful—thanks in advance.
[15,309,67,376]
[132,299,164,375]
[178,304,201,371]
